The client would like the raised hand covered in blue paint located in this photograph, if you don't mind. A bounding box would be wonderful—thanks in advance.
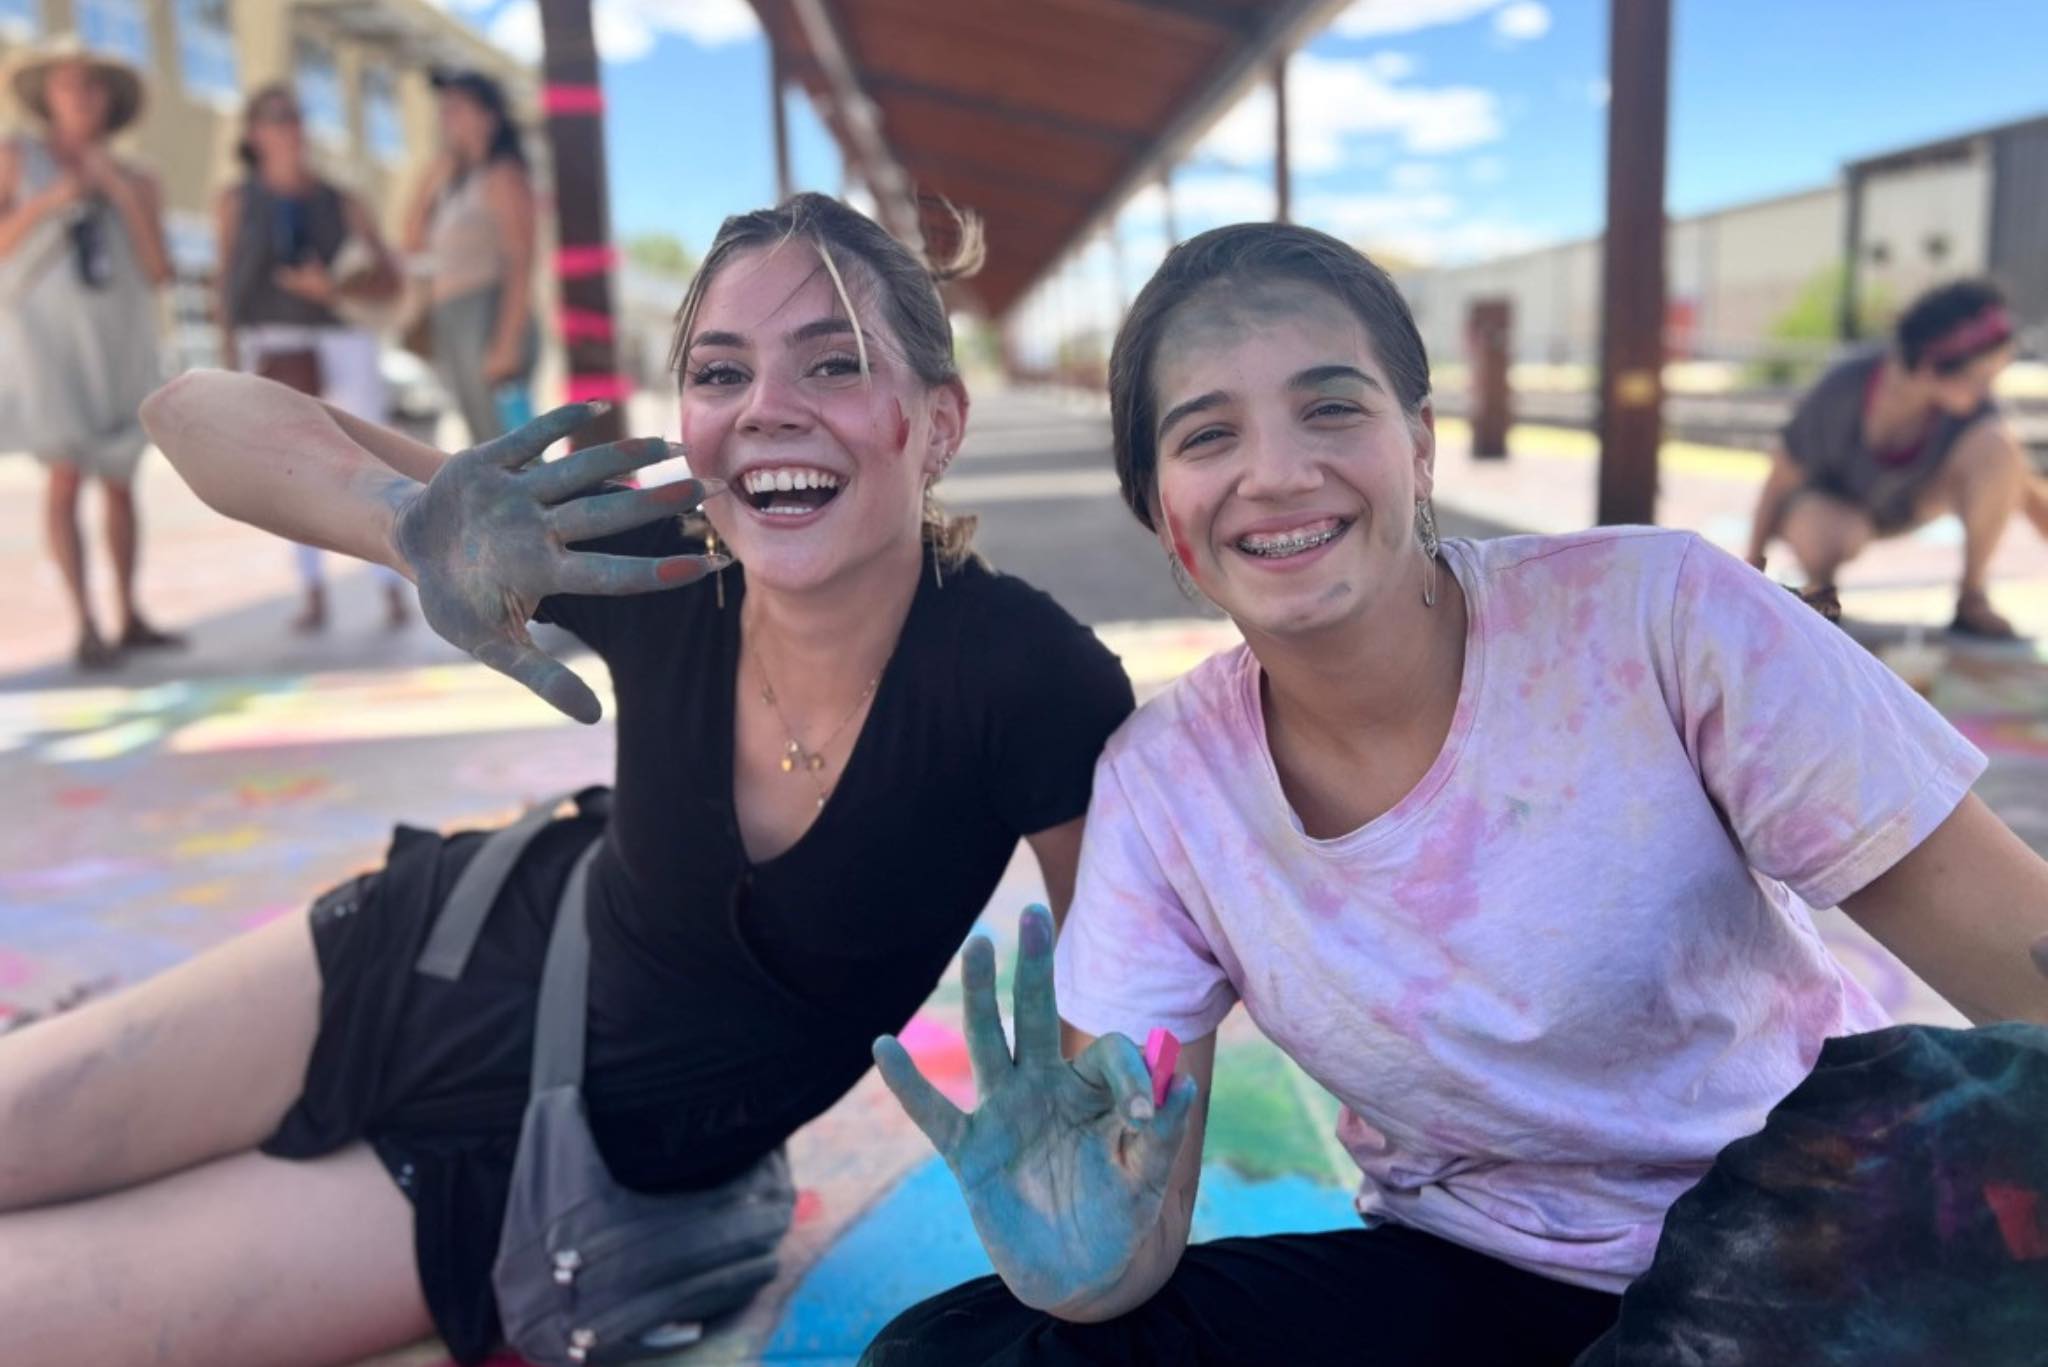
[390,402,725,724]
[872,905,1199,1315]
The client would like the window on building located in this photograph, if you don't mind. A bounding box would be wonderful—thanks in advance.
[295,33,346,143]
[363,64,404,162]
[78,0,151,65]
[175,0,238,104]
[0,0,39,41]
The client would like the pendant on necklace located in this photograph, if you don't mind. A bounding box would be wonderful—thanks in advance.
[805,754,826,772]
[815,794,826,810]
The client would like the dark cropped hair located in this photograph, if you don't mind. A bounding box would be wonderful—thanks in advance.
[1898,278,2011,374]
[667,192,987,563]
[1107,222,1431,531]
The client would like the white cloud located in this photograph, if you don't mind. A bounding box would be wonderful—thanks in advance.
[1389,161,1444,191]
[1333,0,1503,38]
[1166,172,1281,223]
[619,0,760,48]
[1297,189,1457,235]
[488,2,540,62]
[1368,51,1417,80]
[1133,173,1528,268]
[1493,2,1551,41]
[1195,51,1502,170]
[1467,155,1506,183]
[483,0,758,65]
[1587,77,1611,106]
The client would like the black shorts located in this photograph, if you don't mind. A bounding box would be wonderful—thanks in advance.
[261,818,586,1365]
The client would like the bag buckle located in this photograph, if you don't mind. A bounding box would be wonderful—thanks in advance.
[552,1248,583,1287]
[567,1326,597,1363]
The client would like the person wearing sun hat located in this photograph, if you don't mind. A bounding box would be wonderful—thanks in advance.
[0,32,181,669]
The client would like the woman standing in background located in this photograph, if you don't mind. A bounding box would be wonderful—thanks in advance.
[0,35,178,669]
[219,82,410,631]
[401,68,538,444]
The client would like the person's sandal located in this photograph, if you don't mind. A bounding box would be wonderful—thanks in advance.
[75,631,120,671]
[1950,589,2019,641]
[118,618,188,651]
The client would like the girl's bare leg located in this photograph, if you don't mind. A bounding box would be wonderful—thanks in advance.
[0,909,323,1211]
[0,1143,432,1367]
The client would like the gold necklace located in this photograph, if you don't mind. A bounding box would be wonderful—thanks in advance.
[744,635,882,809]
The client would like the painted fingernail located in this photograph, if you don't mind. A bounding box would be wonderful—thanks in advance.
[694,476,728,498]
[1126,1098,1155,1124]
[1020,907,1051,954]
[586,399,613,417]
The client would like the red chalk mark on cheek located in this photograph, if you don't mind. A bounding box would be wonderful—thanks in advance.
[891,398,910,455]
[1163,504,1199,579]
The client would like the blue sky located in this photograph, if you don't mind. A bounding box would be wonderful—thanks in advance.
[436,0,2048,277]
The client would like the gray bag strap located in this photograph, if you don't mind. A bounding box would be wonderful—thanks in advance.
[414,789,601,981]
[530,839,602,1094]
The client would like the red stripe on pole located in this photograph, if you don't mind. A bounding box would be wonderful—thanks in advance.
[556,244,618,278]
[542,82,605,115]
[559,308,616,342]
[566,373,633,404]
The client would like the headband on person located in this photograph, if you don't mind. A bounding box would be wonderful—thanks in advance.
[1924,305,2014,365]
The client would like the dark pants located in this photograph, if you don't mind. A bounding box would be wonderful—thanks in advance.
[860,1225,1620,1367]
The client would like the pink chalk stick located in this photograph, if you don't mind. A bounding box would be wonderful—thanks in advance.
[1144,1027,1181,1109]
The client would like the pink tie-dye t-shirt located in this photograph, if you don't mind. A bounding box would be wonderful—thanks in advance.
[1053,527,1984,1293]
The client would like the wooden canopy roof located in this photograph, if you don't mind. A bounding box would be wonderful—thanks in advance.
[747,0,1348,317]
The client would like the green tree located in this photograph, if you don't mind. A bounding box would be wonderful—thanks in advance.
[624,233,698,279]
[1749,262,1895,387]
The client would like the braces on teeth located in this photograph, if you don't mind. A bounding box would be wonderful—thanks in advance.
[1240,525,1343,556]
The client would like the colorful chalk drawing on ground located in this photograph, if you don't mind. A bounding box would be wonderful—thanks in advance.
[7,622,2048,1363]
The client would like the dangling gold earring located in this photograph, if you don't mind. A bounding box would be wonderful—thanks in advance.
[926,461,954,591]
[704,524,726,610]
[1415,498,1441,609]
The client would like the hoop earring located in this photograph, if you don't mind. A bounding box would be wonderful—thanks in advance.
[1415,498,1441,609]
[704,524,726,610]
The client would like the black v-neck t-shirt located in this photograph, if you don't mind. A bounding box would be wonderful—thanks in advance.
[540,520,1134,1172]
[267,514,1132,1359]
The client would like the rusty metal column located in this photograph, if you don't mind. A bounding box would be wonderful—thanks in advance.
[1272,54,1291,223]
[771,40,793,204]
[539,0,623,448]
[1467,298,1512,459]
[1594,0,1670,526]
